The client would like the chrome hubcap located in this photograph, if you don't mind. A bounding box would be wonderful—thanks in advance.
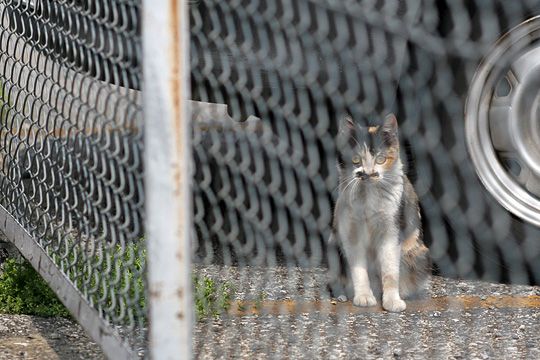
[466,16,540,227]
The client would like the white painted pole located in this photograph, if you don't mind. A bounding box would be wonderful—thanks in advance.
[143,0,192,358]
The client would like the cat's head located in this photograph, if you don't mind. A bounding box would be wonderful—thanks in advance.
[337,114,402,187]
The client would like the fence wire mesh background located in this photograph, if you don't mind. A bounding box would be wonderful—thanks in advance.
[190,0,540,358]
[0,0,145,357]
[1,0,540,358]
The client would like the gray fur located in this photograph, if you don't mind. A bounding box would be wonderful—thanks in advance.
[332,114,430,312]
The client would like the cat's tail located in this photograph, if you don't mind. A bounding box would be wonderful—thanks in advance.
[399,230,431,299]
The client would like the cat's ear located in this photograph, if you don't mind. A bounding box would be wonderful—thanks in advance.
[339,115,356,135]
[382,113,399,146]
[337,115,357,154]
[382,113,398,134]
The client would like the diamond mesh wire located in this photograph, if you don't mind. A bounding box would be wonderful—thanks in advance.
[190,0,540,358]
[0,0,145,357]
[1,0,540,357]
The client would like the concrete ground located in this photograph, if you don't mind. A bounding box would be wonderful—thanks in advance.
[1,268,539,359]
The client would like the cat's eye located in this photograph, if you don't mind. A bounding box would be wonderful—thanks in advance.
[375,155,387,164]
[352,155,361,165]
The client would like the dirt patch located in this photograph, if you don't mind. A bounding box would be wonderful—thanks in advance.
[0,315,104,359]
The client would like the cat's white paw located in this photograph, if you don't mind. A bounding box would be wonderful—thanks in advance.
[337,295,348,302]
[382,297,406,312]
[353,293,377,307]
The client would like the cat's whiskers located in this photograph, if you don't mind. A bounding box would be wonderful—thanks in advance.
[335,175,354,193]
[338,174,354,187]
[379,172,401,180]
[377,178,403,202]
[352,179,361,196]
[341,177,358,194]
[346,179,361,206]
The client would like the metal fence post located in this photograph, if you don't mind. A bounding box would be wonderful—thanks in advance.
[143,0,192,358]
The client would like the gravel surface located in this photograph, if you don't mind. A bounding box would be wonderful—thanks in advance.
[1,265,539,359]
[0,315,104,359]
[193,265,540,300]
[193,266,540,359]
[195,307,540,359]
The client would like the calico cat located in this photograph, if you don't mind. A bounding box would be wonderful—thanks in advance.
[330,113,430,312]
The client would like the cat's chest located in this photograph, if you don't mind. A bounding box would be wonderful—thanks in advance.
[350,201,388,224]
[352,188,401,217]
[340,199,394,244]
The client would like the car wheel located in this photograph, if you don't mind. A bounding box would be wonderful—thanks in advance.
[465,16,540,228]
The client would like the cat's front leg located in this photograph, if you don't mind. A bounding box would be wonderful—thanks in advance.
[379,240,406,312]
[348,249,377,307]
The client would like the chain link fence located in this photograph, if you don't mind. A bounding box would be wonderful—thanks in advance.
[191,0,540,279]
[191,0,540,280]
[0,0,144,358]
[1,0,540,358]
[189,0,540,358]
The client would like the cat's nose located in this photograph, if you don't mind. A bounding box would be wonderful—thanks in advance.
[370,172,380,178]
[356,171,369,180]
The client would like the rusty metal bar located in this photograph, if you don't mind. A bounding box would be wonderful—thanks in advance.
[144,0,193,358]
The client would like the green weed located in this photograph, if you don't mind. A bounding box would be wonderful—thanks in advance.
[0,258,70,317]
[0,247,235,320]
[254,291,267,310]
[70,242,147,319]
[193,274,235,320]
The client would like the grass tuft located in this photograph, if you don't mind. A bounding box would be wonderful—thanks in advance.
[193,274,235,320]
[0,254,235,320]
[0,258,70,317]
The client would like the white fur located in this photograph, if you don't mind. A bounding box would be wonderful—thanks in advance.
[336,157,407,312]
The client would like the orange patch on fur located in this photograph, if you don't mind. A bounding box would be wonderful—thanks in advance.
[368,126,379,134]
[402,229,429,268]
[382,274,398,289]
[402,229,420,253]
[381,148,398,170]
